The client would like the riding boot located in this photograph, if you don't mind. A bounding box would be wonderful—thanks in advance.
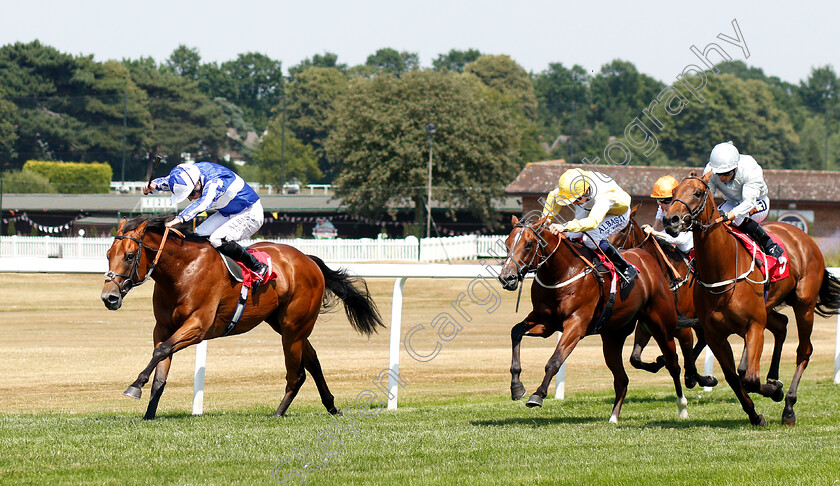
[217,241,269,288]
[737,219,784,259]
[598,240,638,286]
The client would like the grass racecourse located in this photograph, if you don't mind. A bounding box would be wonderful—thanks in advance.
[2,272,840,485]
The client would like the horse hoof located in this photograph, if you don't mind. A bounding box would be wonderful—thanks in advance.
[782,410,796,426]
[685,376,697,389]
[525,394,543,408]
[770,380,785,402]
[123,386,142,399]
[702,376,719,388]
[511,384,527,401]
[752,414,766,427]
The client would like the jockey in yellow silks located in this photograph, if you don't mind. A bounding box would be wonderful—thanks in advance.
[542,168,637,285]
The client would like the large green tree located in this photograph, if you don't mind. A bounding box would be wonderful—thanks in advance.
[0,41,151,175]
[364,48,419,77]
[125,58,226,168]
[254,115,321,187]
[288,52,347,80]
[0,89,18,167]
[658,73,799,168]
[327,70,520,227]
[285,66,349,181]
[590,59,664,136]
[433,49,482,73]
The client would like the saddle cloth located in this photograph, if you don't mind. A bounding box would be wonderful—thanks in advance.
[219,249,277,288]
[728,227,789,282]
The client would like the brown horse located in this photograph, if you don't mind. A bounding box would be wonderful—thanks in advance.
[663,173,840,426]
[100,215,384,420]
[498,215,688,423]
[609,207,717,389]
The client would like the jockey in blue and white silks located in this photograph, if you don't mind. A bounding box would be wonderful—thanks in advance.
[144,161,269,284]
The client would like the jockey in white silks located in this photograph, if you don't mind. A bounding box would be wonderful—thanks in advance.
[642,175,694,254]
[542,168,638,286]
[144,161,269,285]
[702,141,785,262]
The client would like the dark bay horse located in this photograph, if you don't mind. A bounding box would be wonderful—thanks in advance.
[609,207,717,389]
[498,215,688,423]
[101,215,384,419]
[664,173,840,426]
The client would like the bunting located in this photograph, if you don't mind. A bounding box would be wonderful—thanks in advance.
[2,212,86,234]
[265,213,496,236]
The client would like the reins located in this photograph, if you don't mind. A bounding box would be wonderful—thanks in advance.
[104,226,184,296]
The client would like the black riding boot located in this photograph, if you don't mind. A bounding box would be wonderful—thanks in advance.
[217,241,269,287]
[598,240,638,286]
[737,219,783,259]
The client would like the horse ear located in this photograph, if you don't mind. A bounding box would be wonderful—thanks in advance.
[117,218,127,234]
[688,170,697,177]
[631,204,640,215]
[511,215,519,227]
[702,171,713,182]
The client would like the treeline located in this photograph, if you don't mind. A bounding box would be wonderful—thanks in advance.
[0,40,837,225]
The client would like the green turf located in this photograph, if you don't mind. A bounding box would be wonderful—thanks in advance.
[3,381,840,485]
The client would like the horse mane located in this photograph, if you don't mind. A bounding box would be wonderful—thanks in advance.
[123,214,207,243]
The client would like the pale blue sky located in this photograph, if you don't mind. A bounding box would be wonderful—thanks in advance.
[1,0,836,84]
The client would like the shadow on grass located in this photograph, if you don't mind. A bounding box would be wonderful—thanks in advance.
[471,415,603,427]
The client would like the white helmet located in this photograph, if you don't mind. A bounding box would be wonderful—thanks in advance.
[168,163,201,204]
[708,141,740,174]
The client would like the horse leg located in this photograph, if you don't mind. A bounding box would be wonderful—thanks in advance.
[764,310,788,387]
[741,322,783,400]
[510,318,549,401]
[690,327,718,387]
[144,357,171,420]
[782,303,816,426]
[301,339,340,415]
[601,331,631,423]
[705,330,765,426]
[674,327,699,388]
[525,320,583,408]
[125,323,203,401]
[275,336,307,417]
[643,308,687,419]
[629,322,666,373]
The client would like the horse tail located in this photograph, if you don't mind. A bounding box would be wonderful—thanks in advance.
[816,268,840,318]
[308,255,385,336]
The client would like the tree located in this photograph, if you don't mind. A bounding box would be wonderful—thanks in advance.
[327,70,520,228]
[285,66,349,181]
[125,58,226,167]
[166,45,202,80]
[659,74,798,168]
[254,116,321,186]
[365,48,419,77]
[0,89,17,167]
[288,52,347,79]
[0,41,151,176]
[219,52,284,132]
[590,59,664,136]
[433,49,482,73]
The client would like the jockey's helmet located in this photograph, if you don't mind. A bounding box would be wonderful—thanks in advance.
[169,163,201,204]
[555,168,591,204]
[708,141,740,174]
[650,175,679,198]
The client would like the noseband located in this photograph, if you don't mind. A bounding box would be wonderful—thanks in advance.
[506,223,560,279]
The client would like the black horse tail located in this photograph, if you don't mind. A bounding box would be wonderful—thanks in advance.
[308,255,385,336]
[815,268,840,318]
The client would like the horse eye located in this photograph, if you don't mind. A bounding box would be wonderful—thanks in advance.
[124,253,135,263]
[524,240,534,249]
[694,190,702,198]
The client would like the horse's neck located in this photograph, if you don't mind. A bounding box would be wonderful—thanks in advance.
[693,217,740,280]
[145,233,208,283]
[541,237,587,282]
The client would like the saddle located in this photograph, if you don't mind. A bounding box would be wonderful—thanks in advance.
[217,248,277,336]
[727,227,789,282]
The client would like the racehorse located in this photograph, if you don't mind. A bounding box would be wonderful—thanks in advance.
[498,215,688,423]
[609,207,717,389]
[100,214,384,420]
[663,173,840,426]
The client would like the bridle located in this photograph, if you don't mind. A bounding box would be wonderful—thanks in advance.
[670,176,719,233]
[103,227,176,297]
[505,222,561,279]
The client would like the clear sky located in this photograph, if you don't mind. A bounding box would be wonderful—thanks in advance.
[1,0,836,84]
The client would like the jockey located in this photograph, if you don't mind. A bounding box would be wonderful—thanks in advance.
[642,175,694,254]
[144,161,270,286]
[543,168,638,285]
[703,141,785,261]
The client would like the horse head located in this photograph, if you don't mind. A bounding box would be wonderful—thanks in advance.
[663,172,715,237]
[498,214,556,291]
[101,217,158,310]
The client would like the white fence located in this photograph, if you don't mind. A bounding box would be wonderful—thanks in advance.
[0,234,507,263]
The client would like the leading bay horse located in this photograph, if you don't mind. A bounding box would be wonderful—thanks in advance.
[498,215,688,423]
[664,173,840,425]
[609,207,717,389]
[101,215,384,419]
